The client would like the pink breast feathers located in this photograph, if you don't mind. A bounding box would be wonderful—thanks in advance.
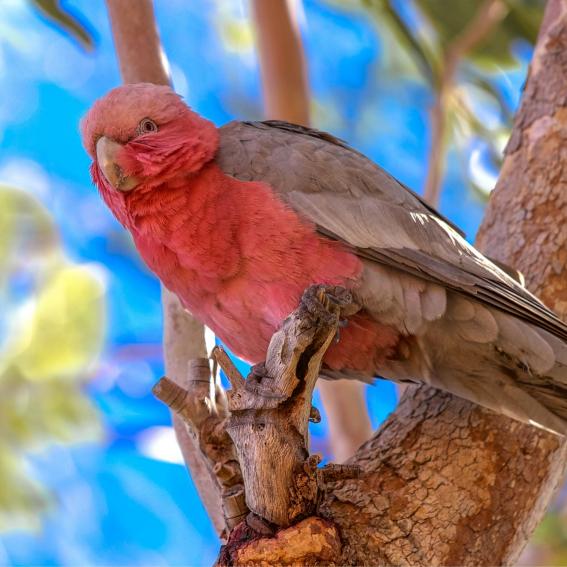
[128,162,401,374]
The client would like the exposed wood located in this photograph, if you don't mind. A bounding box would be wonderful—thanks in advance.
[218,0,567,564]
[153,360,248,530]
[161,289,225,534]
[214,285,354,528]
[105,1,567,563]
[217,517,342,567]
[105,0,225,534]
[319,1,567,564]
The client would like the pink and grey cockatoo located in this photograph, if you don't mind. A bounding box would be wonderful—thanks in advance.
[82,83,567,434]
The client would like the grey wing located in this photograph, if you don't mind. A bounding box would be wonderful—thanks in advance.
[216,119,567,343]
[216,120,567,434]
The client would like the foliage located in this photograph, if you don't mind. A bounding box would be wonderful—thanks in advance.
[351,0,544,198]
[528,509,567,566]
[29,0,95,51]
[0,186,105,530]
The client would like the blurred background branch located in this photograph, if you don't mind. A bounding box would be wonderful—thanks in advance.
[362,0,543,205]
[251,0,373,463]
[104,0,226,534]
[423,0,507,205]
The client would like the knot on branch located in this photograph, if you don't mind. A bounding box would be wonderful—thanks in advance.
[216,516,342,567]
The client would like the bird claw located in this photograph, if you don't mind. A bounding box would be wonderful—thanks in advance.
[301,285,357,322]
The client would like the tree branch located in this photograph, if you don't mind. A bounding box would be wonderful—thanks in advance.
[104,0,225,534]
[105,2,567,563]
[105,0,170,85]
[216,285,359,564]
[316,1,567,563]
[153,360,247,530]
[423,0,508,205]
[250,0,310,125]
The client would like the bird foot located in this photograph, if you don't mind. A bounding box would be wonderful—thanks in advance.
[300,285,357,341]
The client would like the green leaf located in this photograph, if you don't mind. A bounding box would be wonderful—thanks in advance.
[29,0,95,52]
[360,0,440,84]
[0,187,59,285]
[0,449,49,531]
[0,184,105,530]
[414,0,544,69]
[9,265,105,381]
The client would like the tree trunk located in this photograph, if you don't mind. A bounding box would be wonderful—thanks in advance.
[317,1,567,564]
[103,0,567,564]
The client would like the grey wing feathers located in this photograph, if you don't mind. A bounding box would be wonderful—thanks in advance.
[217,119,567,344]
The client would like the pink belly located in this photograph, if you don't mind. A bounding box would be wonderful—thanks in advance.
[204,268,400,375]
[132,170,401,375]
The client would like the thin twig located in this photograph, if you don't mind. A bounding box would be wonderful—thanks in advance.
[212,346,246,391]
[423,0,508,205]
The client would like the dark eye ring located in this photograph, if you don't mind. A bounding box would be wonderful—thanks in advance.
[137,118,158,135]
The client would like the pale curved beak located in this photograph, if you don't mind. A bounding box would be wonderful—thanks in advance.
[96,136,141,192]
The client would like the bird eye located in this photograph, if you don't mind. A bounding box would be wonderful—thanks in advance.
[137,118,158,135]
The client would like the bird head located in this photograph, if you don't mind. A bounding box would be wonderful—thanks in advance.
[81,83,218,203]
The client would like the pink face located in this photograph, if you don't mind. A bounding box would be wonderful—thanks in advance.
[81,83,219,194]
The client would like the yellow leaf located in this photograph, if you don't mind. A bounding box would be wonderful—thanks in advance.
[11,265,106,381]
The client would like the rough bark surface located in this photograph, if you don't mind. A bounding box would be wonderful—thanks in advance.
[153,360,248,531]
[216,286,354,528]
[161,290,225,533]
[316,1,567,564]
[105,0,567,564]
[222,517,342,567]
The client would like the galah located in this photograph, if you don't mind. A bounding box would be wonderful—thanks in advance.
[82,83,567,434]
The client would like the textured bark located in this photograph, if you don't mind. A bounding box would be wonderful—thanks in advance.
[219,517,342,567]
[153,361,248,531]
[318,1,567,564]
[106,1,567,564]
[214,286,355,528]
[161,290,225,533]
[215,287,361,565]
[105,0,225,534]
